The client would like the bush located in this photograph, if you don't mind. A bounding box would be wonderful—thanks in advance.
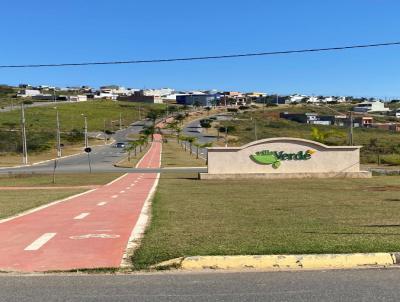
[218,126,235,133]
[227,108,238,113]
[23,100,33,105]
[381,154,400,165]
[63,129,84,143]
[238,105,249,110]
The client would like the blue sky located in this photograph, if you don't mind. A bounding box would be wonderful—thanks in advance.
[1,0,400,97]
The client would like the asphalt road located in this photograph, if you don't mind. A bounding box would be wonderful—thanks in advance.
[182,113,233,158]
[1,268,399,301]
[0,120,207,174]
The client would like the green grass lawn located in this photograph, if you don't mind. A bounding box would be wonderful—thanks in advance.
[0,189,85,219]
[132,174,400,269]
[0,99,163,132]
[0,173,122,187]
[161,138,206,167]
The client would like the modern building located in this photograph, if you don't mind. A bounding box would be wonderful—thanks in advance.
[176,94,219,107]
[69,95,88,102]
[280,112,372,127]
[118,91,163,104]
[353,101,389,113]
[17,89,41,98]
[32,94,54,101]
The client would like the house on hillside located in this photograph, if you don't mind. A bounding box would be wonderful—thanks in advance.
[176,94,220,107]
[353,101,389,113]
[118,90,163,104]
[17,89,41,98]
[69,95,87,102]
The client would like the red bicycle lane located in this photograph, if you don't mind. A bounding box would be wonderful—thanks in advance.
[0,134,162,272]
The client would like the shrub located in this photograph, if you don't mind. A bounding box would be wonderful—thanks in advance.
[381,154,400,165]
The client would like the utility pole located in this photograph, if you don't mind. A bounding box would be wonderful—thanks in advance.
[103,118,107,145]
[83,115,88,148]
[119,112,122,130]
[138,106,141,120]
[225,127,228,147]
[21,103,28,165]
[348,111,354,146]
[56,109,61,157]
[254,119,258,140]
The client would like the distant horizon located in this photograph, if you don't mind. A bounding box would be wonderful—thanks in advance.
[2,1,400,99]
[2,81,399,100]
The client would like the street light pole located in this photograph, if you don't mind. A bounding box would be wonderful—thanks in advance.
[103,118,107,145]
[83,115,88,148]
[21,103,28,165]
[56,109,61,157]
[119,112,122,130]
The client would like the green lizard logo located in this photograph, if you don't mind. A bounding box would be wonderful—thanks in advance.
[250,149,315,169]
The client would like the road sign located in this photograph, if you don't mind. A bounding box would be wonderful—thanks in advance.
[84,147,92,153]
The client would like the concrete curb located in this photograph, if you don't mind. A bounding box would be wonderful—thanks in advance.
[153,253,400,271]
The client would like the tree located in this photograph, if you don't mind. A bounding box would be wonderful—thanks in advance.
[205,107,211,115]
[125,141,139,162]
[146,109,165,126]
[179,135,188,151]
[200,142,213,164]
[141,125,155,141]
[185,136,197,156]
[175,113,185,125]
[200,119,212,133]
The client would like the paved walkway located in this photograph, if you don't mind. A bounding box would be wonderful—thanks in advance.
[0,135,162,272]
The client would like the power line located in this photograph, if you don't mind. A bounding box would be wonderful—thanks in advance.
[1,41,400,69]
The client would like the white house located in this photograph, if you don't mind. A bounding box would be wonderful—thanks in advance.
[353,101,389,113]
[289,94,308,103]
[17,89,41,98]
[69,95,88,102]
[142,88,174,97]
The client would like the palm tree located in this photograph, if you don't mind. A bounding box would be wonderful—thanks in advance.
[311,127,345,144]
[200,142,213,164]
[185,136,197,156]
[125,141,138,162]
[141,125,155,141]
[179,135,188,151]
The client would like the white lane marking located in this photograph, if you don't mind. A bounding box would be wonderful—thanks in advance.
[97,202,107,206]
[70,234,120,239]
[111,195,118,198]
[24,233,56,251]
[74,212,90,220]
[106,174,128,187]
[120,190,125,193]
